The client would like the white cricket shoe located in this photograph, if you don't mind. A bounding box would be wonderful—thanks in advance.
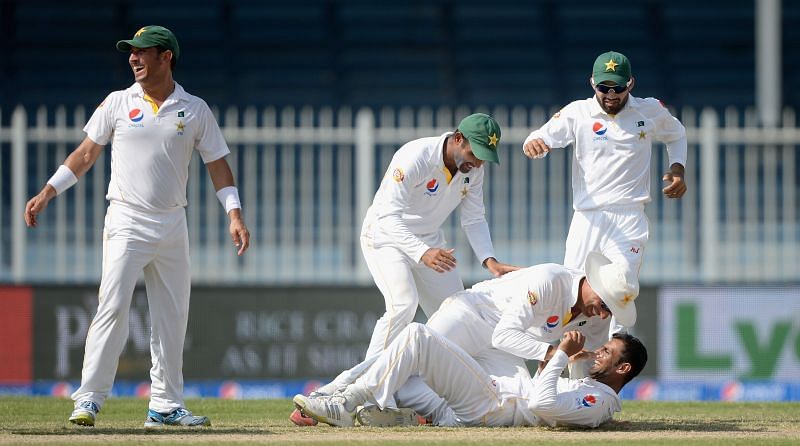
[293,394,355,427]
[68,400,100,426]
[355,405,428,427]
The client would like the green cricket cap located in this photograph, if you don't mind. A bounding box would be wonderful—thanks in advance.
[458,113,501,164]
[592,51,631,86]
[116,26,180,60]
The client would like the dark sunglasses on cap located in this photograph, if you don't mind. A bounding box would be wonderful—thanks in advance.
[595,83,628,94]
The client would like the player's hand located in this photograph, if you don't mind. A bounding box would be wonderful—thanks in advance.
[483,257,521,277]
[662,164,687,199]
[228,209,250,256]
[558,331,585,357]
[23,185,57,228]
[420,248,456,273]
[522,138,551,159]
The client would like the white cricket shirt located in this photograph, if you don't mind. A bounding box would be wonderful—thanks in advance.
[527,350,622,427]
[469,263,611,361]
[524,95,687,211]
[362,132,495,263]
[84,82,229,212]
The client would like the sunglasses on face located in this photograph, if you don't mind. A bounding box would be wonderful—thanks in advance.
[595,84,628,94]
[600,300,612,313]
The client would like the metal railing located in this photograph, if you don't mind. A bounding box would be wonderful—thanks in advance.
[1,105,798,284]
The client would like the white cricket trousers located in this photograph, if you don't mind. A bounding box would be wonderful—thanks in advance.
[71,201,191,413]
[355,323,518,426]
[322,236,463,392]
[564,203,648,335]
[564,203,648,290]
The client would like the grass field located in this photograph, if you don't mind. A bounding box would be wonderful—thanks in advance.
[1,397,798,445]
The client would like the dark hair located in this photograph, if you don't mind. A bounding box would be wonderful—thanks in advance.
[157,46,177,71]
[612,332,648,385]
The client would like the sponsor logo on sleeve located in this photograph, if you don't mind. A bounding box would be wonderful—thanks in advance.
[425,179,439,194]
[580,394,598,408]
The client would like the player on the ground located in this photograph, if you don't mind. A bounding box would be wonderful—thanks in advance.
[24,25,249,427]
[522,50,687,335]
[294,326,647,428]
[291,113,518,425]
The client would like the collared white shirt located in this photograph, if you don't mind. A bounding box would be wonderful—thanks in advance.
[84,82,229,212]
[524,95,687,211]
[469,263,611,361]
[363,132,495,263]
[527,350,622,428]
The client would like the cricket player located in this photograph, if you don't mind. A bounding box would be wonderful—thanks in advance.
[24,26,249,427]
[291,113,518,425]
[293,325,647,428]
[522,50,687,333]
[425,251,638,378]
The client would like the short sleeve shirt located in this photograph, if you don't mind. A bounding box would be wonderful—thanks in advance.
[84,82,229,211]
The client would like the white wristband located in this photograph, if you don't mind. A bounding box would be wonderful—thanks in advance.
[46,165,78,195]
[216,186,241,214]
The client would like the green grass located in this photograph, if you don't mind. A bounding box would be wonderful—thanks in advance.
[0,397,798,445]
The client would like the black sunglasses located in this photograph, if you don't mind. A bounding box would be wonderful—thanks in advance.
[595,84,628,94]
[600,300,612,313]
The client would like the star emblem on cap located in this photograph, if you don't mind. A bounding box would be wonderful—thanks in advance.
[604,59,619,72]
[622,294,633,305]
[135,27,148,37]
[488,132,499,147]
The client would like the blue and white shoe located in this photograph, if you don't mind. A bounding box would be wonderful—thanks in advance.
[69,400,100,426]
[143,408,211,428]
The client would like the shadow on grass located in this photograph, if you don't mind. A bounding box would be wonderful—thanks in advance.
[11,427,274,436]
[596,419,767,432]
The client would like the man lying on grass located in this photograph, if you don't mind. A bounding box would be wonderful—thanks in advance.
[293,326,647,428]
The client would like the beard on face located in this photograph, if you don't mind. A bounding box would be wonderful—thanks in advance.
[598,95,628,115]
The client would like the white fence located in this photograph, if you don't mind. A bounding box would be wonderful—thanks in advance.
[0,105,798,285]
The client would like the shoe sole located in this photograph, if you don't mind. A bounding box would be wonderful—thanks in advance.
[69,414,95,427]
[293,395,350,427]
[144,419,211,428]
[355,406,423,427]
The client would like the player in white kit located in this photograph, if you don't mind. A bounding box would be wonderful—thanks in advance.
[24,26,250,427]
[294,326,648,428]
[522,51,687,335]
[291,113,518,425]
[425,251,638,379]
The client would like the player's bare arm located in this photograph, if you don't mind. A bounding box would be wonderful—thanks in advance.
[662,162,687,199]
[522,138,551,159]
[24,137,104,228]
[420,247,456,273]
[206,157,251,256]
[483,257,521,277]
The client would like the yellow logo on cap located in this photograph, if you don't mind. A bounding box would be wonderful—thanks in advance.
[604,58,619,72]
[135,27,148,37]
[621,294,633,306]
[488,133,499,148]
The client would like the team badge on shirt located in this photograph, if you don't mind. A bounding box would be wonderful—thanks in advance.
[580,394,598,408]
[392,168,404,183]
[527,290,538,305]
[176,120,185,135]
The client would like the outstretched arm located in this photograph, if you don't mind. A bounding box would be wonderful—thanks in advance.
[24,136,104,227]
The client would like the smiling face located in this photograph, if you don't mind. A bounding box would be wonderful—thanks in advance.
[453,134,485,173]
[129,46,172,85]
[580,278,612,320]
[589,337,627,381]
